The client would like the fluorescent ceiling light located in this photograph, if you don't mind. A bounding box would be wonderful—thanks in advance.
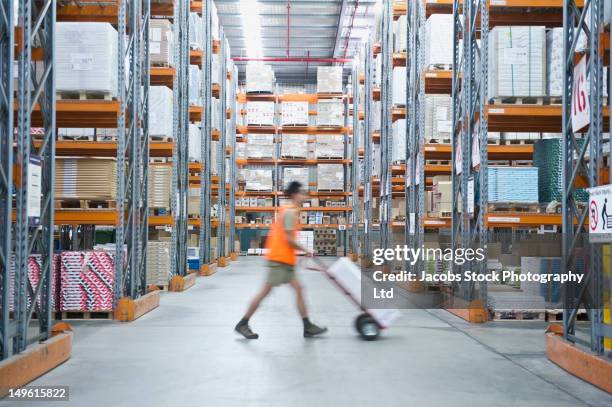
[240,0,262,59]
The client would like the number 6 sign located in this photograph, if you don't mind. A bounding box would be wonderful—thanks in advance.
[572,55,590,132]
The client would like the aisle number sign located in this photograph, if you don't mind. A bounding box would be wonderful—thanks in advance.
[588,184,612,243]
[572,56,590,132]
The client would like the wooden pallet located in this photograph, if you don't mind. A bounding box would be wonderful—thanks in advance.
[426,138,451,144]
[490,309,546,321]
[149,207,170,216]
[427,63,452,71]
[55,199,117,209]
[282,124,309,128]
[317,189,345,192]
[59,310,114,320]
[503,139,537,145]
[490,96,546,105]
[246,91,275,95]
[57,91,114,101]
[426,160,450,166]
[58,134,95,141]
[487,202,540,213]
[317,156,345,160]
[150,135,174,142]
[151,61,173,68]
[545,309,589,322]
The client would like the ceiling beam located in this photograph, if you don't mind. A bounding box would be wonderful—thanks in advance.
[331,0,349,58]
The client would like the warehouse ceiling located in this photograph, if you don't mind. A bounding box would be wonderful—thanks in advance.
[215,0,380,85]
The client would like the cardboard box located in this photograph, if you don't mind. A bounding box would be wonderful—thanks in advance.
[317,66,343,94]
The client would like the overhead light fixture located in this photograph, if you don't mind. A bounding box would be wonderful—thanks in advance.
[240,0,263,59]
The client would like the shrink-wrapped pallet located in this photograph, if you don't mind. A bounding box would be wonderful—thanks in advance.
[488,167,538,203]
[520,257,562,308]
[317,66,343,94]
[317,99,344,127]
[150,86,174,138]
[8,254,60,312]
[425,95,452,142]
[189,12,203,49]
[146,241,171,286]
[281,101,309,126]
[488,26,546,99]
[317,164,344,191]
[150,19,174,66]
[60,251,115,311]
[281,134,309,158]
[394,15,408,52]
[246,134,275,158]
[188,124,201,161]
[315,134,344,159]
[547,28,563,97]
[188,187,200,216]
[240,168,274,191]
[246,102,275,126]
[55,158,117,201]
[189,65,202,106]
[246,64,275,93]
[392,119,406,163]
[392,67,406,106]
[148,164,172,209]
[212,98,220,130]
[424,14,454,68]
[283,167,310,189]
[56,22,118,96]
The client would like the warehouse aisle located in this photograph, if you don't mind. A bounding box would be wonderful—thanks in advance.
[17,258,612,407]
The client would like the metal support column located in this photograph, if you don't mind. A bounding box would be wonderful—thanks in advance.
[562,0,607,355]
[13,0,56,353]
[0,0,15,360]
[351,61,360,256]
[228,64,238,255]
[379,0,393,252]
[200,0,213,267]
[217,33,228,260]
[362,39,373,260]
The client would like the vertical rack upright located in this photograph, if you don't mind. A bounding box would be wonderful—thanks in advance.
[217,31,228,264]
[362,38,373,265]
[228,64,238,258]
[351,59,360,258]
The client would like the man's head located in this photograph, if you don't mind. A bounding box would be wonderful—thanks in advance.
[285,181,305,205]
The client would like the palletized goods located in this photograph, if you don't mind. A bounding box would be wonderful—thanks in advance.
[317,66,343,94]
[546,28,563,97]
[281,102,309,126]
[8,254,60,312]
[146,241,171,286]
[240,168,274,191]
[56,22,118,96]
[55,158,117,201]
[60,251,115,311]
[394,15,407,52]
[188,124,201,161]
[150,19,174,66]
[246,64,275,93]
[315,134,344,159]
[488,26,546,98]
[392,67,406,105]
[317,164,344,191]
[189,12,203,49]
[424,14,453,67]
[283,167,309,189]
[246,134,275,158]
[281,134,309,158]
[150,86,174,138]
[148,164,172,209]
[520,257,562,308]
[189,65,202,106]
[487,167,538,203]
[425,95,452,142]
[392,119,406,163]
[246,102,275,126]
[317,99,344,127]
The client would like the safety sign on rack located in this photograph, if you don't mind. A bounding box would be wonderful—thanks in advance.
[588,184,612,242]
[572,55,590,133]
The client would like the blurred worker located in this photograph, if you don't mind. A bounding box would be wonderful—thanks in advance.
[235,181,328,339]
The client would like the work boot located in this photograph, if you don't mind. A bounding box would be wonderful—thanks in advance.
[235,322,259,339]
[304,323,328,338]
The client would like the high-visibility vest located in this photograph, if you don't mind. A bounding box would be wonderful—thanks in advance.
[265,205,301,265]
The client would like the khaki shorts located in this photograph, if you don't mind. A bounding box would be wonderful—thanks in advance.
[266,261,296,287]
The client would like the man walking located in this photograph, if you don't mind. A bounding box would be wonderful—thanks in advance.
[235,181,328,339]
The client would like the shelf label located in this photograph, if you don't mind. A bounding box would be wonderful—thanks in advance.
[409,213,416,235]
[27,156,42,226]
[468,177,475,216]
[488,108,505,114]
[490,0,507,5]
[572,56,590,132]
[588,184,612,243]
[488,216,520,224]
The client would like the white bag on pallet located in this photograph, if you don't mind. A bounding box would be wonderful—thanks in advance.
[392,119,406,163]
[150,19,174,67]
[149,86,173,138]
[188,124,201,161]
[317,99,344,127]
[488,26,546,99]
[189,13,203,50]
[246,64,275,93]
[317,66,343,94]
[424,14,454,68]
[392,67,406,106]
[281,134,309,158]
[281,102,309,126]
[394,15,408,52]
[425,95,452,142]
[283,167,309,189]
[56,22,118,96]
[189,65,202,106]
[315,134,344,159]
[246,102,275,126]
[246,134,275,158]
[317,164,344,191]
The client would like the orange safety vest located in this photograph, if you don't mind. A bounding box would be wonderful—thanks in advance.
[265,204,302,265]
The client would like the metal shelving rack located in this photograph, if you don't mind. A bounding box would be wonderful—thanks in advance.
[228,64,238,257]
[170,0,190,279]
[362,38,374,264]
[217,32,228,263]
[406,1,425,274]
[350,61,360,257]
[562,0,609,357]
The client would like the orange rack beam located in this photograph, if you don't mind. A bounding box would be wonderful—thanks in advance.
[423,143,533,161]
[36,140,174,158]
[150,67,176,89]
[424,70,452,94]
[21,100,120,128]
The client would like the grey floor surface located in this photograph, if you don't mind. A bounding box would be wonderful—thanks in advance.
[10,257,612,407]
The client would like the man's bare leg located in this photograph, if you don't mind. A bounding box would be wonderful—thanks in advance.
[289,279,328,338]
[235,283,273,339]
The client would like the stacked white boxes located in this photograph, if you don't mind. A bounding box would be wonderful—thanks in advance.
[392,67,407,105]
[488,26,547,99]
[317,164,344,191]
[188,124,201,161]
[246,134,275,158]
[394,15,408,52]
[372,101,382,131]
[317,67,343,94]
[150,19,174,66]
[188,187,200,216]
[424,14,454,68]
[246,102,275,126]
[425,95,452,142]
[211,140,219,174]
[189,13,203,49]
[281,102,309,126]
[146,241,171,286]
[317,99,344,127]
[149,86,173,138]
[241,168,274,191]
[246,64,275,93]
[188,65,202,106]
[296,231,314,252]
[148,164,172,209]
[211,98,220,130]
[392,119,406,163]
[315,134,344,159]
[283,167,310,189]
[235,142,246,158]
[372,144,381,177]
[281,134,309,158]
[56,23,118,96]
[212,54,220,83]
[547,28,563,97]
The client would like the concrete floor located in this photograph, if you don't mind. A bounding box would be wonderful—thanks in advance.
[11,257,612,407]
